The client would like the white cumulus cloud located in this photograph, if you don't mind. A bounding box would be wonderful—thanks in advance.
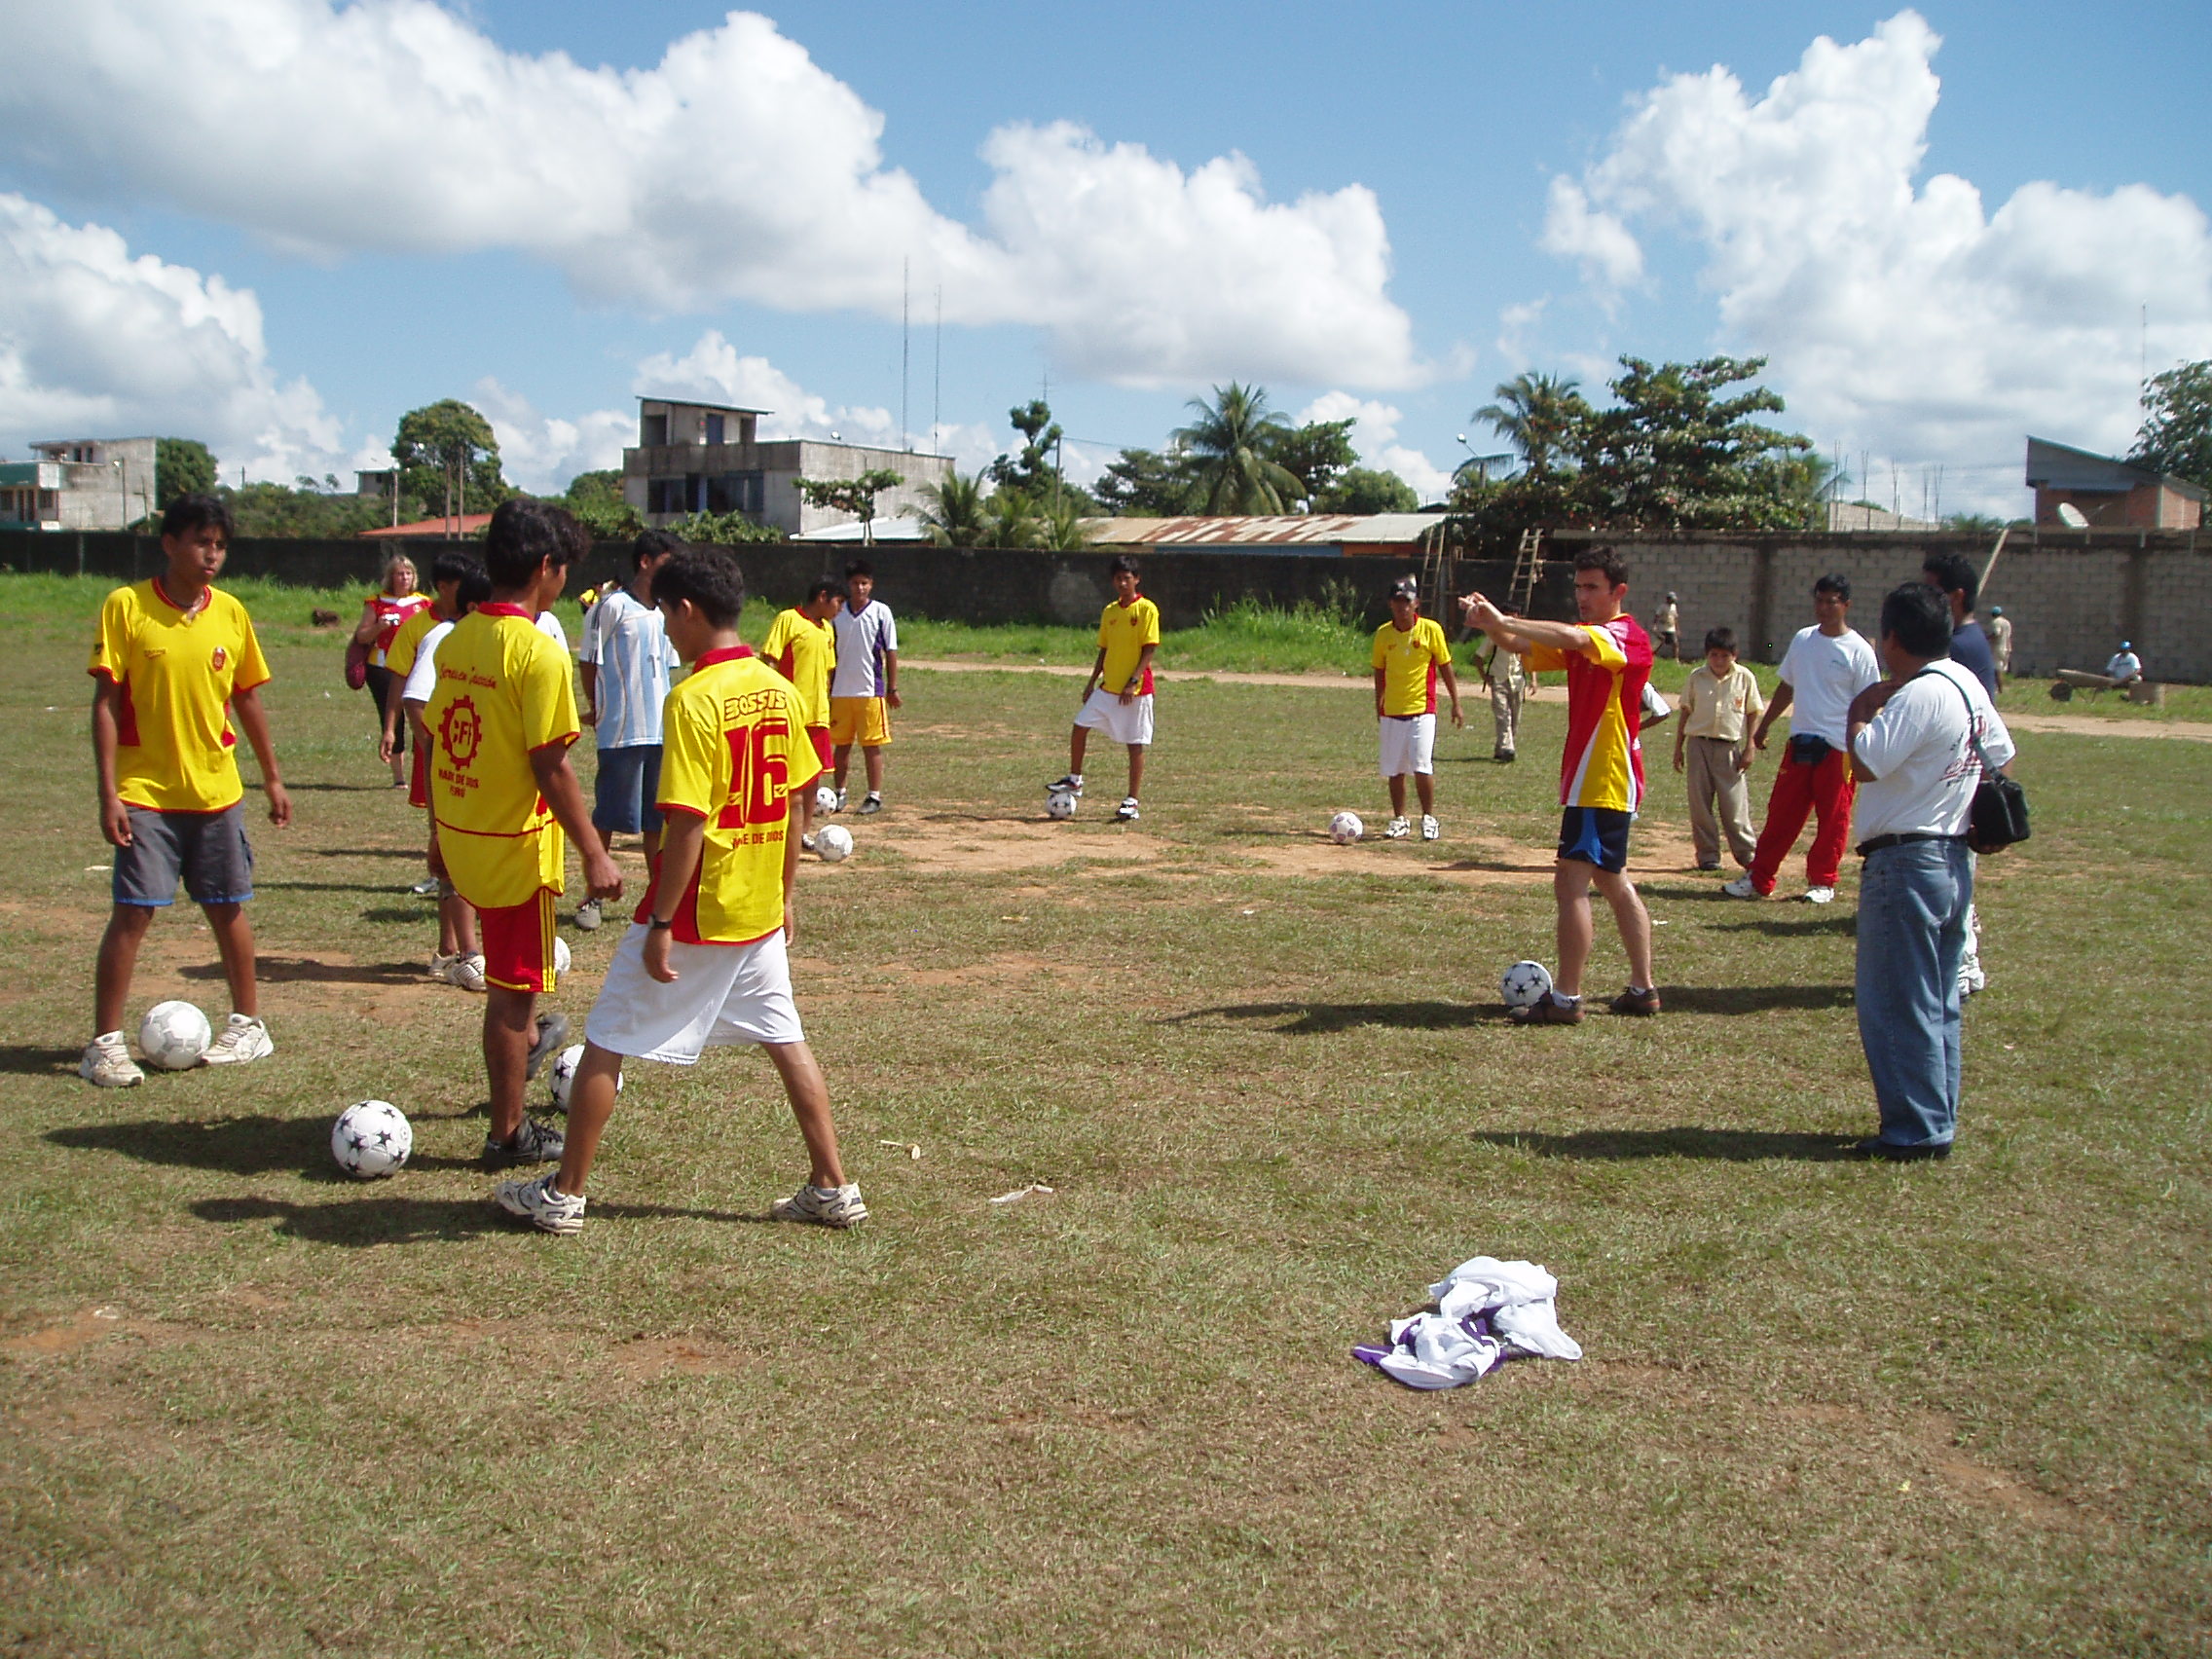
[0,193,342,480]
[1545,11,2212,502]
[0,0,1424,388]
[1298,391,1455,504]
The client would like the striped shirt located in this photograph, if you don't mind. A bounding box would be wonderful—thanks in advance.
[830,600,900,698]
[579,588,680,748]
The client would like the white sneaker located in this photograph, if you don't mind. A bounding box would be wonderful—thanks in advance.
[202,1014,273,1066]
[1049,773,1084,797]
[482,1115,566,1164]
[496,1171,586,1235]
[1803,886,1835,904]
[1384,817,1411,839]
[832,789,849,813]
[441,952,487,993]
[1722,876,1761,900]
[574,898,602,932]
[80,1031,143,1088]
[801,832,817,851]
[1420,815,1440,841]
[769,1182,867,1229]
[410,876,441,897]
[1115,797,1140,823]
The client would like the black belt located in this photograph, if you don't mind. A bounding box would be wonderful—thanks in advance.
[1857,831,1967,857]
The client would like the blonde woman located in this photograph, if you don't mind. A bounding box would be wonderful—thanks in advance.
[353,553,429,785]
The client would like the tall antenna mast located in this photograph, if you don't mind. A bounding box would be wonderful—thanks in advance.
[933,286,942,456]
[901,257,910,453]
[2141,303,2149,389]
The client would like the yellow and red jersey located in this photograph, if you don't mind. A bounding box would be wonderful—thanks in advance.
[640,646,822,944]
[88,577,271,813]
[762,608,836,727]
[367,592,431,667]
[1099,595,1161,694]
[1371,616,1452,716]
[383,603,444,682]
[424,604,579,908]
[1527,615,1654,811]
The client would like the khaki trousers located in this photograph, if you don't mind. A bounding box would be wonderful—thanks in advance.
[1685,735,1757,866]
[1489,677,1523,756]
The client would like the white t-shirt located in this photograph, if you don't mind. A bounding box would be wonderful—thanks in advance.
[1776,625,1881,748]
[401,619,456,708]
[830,599,900,699]
[579,587,680,749]
[1852,658,2017,843]
[2106,650,2141,682]
[535,610,568,651]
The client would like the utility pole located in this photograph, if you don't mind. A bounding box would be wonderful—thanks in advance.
[933,286,942,456]
[900,257,911,454]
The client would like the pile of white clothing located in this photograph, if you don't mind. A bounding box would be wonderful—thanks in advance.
[1352,1256,1583,1390]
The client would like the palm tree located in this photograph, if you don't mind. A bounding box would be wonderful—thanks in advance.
[1036,499,1093,551]
[1474,373,1589,479]
[1172,383,1304,515]
[917,468,990,547]
[981,489,1044,549]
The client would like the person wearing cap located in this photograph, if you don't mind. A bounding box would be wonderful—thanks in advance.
[1371,576,1462,841]
[2105,642,2142,684]
[1651,592,1681,662]
[1985,606,2012,689]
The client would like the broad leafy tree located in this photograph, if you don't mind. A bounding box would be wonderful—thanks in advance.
[217,481,386,538]
[1173,382,1304,515]
[662,509,781,546]
[2130,359,2212,493]
[562,469,641,539]
[1095,447,1203,516]
[1315,466,1419,515]
[392,400,509,523]
[154,438,218,507]
[797,468,904,543]
[1267,419,1358,505]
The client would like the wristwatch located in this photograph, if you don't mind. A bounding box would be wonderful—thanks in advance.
[647,917,674,931]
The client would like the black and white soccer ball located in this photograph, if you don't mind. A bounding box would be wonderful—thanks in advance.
[1499,960,1554,1010]
[1046,786,1078,821]
[138,1000,212,1070]
[815,783,839,814]
[547,1043,621,1109]
[331,1100,412,1179]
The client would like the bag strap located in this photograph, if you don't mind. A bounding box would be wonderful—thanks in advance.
[1907,666,2001,780]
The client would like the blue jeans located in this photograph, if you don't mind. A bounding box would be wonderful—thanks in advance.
[1855,838,1974,1147]
[592,744,664,834]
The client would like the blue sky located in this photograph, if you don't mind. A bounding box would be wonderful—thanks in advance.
[3,1,2208,514]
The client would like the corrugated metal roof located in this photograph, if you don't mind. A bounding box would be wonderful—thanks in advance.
[2025,435,2208,502]
[1079,514,1441,546]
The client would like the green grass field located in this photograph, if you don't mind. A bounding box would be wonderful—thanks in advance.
[2,574,2208,1656]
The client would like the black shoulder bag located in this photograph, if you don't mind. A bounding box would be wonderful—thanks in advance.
[1929,670,2029,853]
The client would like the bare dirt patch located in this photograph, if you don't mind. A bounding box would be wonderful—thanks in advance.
[605,1335,757,1382]
[1241,826,1704,886]
[865,811,1164,875]
[2,1307,191,1358]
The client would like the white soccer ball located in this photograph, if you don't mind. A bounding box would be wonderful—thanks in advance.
[816,824,854,863]
[548,1043,621,1109]
[553,935,571,976]
[815,783,839,814]
[138,1000,211,1071]
[1500,960,1555,1010]
[331,1099,412,1179]
[1046,786,1077,821]
[1329,811,1365,844]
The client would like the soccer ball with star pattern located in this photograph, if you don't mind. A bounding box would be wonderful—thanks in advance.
[331,1100,413,1179]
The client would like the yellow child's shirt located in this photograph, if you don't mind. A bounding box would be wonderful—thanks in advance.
[1098,596,1161,694]
[424,605,579,908]
[1679,660,1766,744]
[383,604,443,682]
[762,608,836,727]
[644,646,823,945]
[88,578,272,813]
[1371,616,1452,717]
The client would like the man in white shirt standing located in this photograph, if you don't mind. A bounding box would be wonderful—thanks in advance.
[827,558,902,815]
[1726,574,1882,903]
[574,530,682,931]
[1845,582,2016,1161]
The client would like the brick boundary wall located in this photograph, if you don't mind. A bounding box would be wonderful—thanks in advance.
[5,527,2202,682]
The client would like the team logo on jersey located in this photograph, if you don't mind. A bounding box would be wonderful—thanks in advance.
[440,695,483,768]
[210,645,228,670]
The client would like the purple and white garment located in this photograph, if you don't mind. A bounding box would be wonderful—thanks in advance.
[830,599,899,699]
[1353,1256,1583,1390]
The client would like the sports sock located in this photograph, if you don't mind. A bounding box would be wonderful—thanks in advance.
[1549,991,1581,1008]
[1626,984,1651,996]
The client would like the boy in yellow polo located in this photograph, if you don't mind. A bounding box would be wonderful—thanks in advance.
[83,494,292,1086]
[1371,575,1463,840]
[425,498,623,1163]
[762,578,841,849]
[497,546,863,1235]
[1051,556,1160,822]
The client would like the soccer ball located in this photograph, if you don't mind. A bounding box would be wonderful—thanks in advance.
[331,1099,412,1179]
[138,1000,211,1070]
[815,783,839,814]
[1329,811,1365,844]
[547,1043,621,1110]
[1500,960,1554,1010]
[816,824,854,863]
[553,935,572,976]
[1046,786,1078,821]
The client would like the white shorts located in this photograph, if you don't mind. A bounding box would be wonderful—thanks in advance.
[583,923,804,1065]
[1074,686,1154,747]
[1379,713,1437,778]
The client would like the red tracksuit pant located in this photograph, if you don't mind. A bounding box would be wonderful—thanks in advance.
[1749,747,1856,894]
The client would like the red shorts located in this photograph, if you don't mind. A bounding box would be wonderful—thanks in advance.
[408,744,430,810]
[808,725,831,768]
[476,888,558,993]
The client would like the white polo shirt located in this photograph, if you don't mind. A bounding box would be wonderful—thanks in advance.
[1852,658,2016,843]
[1777,625,1881,748]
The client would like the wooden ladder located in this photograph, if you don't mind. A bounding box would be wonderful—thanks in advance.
[1506,527,1545,614]
[1418,522,1456,617]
